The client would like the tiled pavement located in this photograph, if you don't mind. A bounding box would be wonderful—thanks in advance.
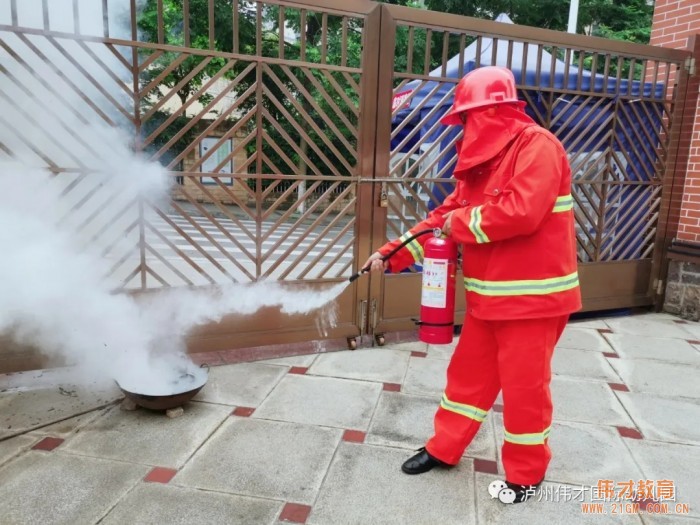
[1,313,700,524]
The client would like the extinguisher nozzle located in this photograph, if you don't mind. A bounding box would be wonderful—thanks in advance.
[348,265,372,283]
[348,268,369,283]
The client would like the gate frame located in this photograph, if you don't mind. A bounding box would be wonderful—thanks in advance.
[363,4,693,339]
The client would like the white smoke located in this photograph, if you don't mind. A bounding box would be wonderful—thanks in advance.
[0,0,346,393]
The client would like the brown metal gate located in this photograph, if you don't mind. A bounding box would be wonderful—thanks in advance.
[0,0,693,360]
[366,5,693,337]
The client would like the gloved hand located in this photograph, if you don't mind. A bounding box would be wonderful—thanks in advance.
[442,211,455,236]
[361,251,388,273]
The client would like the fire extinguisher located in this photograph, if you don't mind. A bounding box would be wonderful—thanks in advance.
[349,228,458,345]
[417,230,458,344]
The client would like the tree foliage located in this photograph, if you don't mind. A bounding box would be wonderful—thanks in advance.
[423,0,653,45]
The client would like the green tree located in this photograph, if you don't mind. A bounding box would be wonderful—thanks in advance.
[423,0,653,44]
[584,0,653,45]
[418,0,653,78]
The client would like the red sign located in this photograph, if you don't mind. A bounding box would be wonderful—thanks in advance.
[392,90,413,112]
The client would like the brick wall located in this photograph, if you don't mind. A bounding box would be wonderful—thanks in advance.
[651,0,700,49]
[651,0,700,243]
[651,1,700,320]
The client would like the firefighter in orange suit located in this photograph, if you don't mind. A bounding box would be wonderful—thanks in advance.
[363,66,582,504]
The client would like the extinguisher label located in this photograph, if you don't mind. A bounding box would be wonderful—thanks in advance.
[422,258,448,308]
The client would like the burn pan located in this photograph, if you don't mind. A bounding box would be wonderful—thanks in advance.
[116,365,208,411]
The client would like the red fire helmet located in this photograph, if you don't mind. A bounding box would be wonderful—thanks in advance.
[440,66,521,125]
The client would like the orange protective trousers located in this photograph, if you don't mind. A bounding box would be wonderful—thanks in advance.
[425,313,568,485]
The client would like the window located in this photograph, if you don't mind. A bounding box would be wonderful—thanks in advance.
[199,137,233,186]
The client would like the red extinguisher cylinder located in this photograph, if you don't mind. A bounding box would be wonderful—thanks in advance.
[419,235,458,344]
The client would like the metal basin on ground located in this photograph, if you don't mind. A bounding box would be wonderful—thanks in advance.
[116,366,208,411]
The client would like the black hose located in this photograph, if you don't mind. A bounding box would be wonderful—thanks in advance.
[348,228,437,283]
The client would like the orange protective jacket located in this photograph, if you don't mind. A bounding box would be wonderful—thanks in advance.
[379,104,582,320]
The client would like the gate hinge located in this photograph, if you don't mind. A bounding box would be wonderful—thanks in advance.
[370,299,378,333]
[379,183,388,208]
[684,57,696,75]
[655,279,664,295]
[359,299,368,336]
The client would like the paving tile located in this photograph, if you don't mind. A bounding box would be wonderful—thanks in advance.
[289,367,308,375]
[552,347,621,382]
[641,515,700,525]
[26,407,110,438]
[495,416,643,488]
[383,341,429,353]
[625,440,700,518]
[307,348,410,384]
[254,375,381,429]
[144,467,178,483]
[604,333,700,365]
[193,362,287,406]
[568,319,611,330]
[256,354,317,367]
[609,382,630,392]
[605,316,694,340]
[100,482,282,525]
[0,435,36,466]
[0,383,121,439]
[279,503,312,524]
[427,342,457,360]
[0,451,148,525]
[342,430,366,443]
[232,406,256,417]
[556,327,612,352]
[0,367,116,390]
[609,359,700,399]
[546,421,645,487]
[616,391,700,446]
[32,436,64,451]
[366,391,497,461]
[475,472,643,525]
[175,418,341,504]
[473,458,499,474]
[61,403,230,468]
[366,392,437,449]
[402,357,448,396]
[616,426,643,439]
[680,322,700,340]
[551,377,635,427]
[641,313,685,321]
[308,443,476,525]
